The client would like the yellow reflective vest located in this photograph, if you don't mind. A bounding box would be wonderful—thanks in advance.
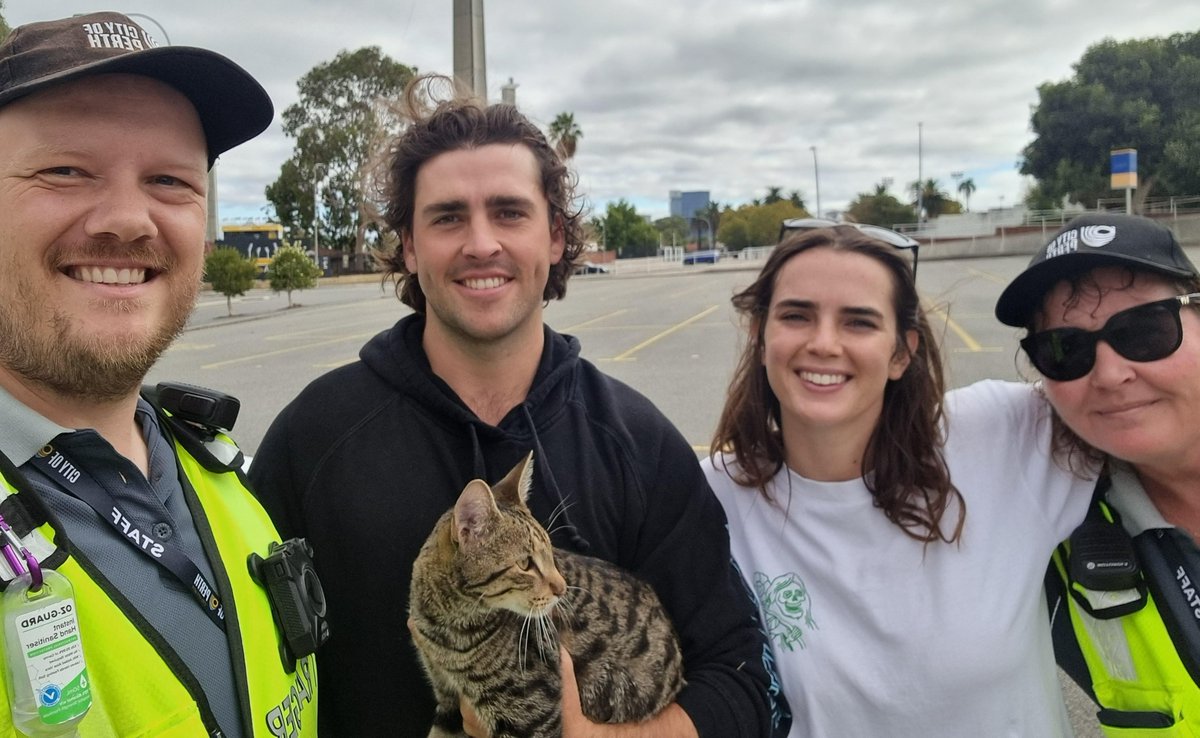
[0,430,318,737]
[1051,498,1200,737]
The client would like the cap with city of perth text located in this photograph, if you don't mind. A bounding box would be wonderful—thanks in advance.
[0,11,273,166]
[994,212,1199,327]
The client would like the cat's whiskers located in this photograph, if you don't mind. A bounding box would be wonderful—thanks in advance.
[518,612,534,675]
[534,611,559,663]
[544,498,575,536]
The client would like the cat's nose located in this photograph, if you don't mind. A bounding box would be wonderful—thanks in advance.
[548,569,566,597]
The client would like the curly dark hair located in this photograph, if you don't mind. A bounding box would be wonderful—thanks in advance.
[378,74,586,313]
[709,227,964,544]
[1022,264,1200,473]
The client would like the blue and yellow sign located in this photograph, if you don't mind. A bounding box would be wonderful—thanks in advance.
[1111,148,1138,190]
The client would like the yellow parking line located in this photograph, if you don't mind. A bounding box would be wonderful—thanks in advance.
[564,309,629,332]
[925,304,983,353]
[609,305,719,361]
[201,330,379,369]
[966,266,1007,285]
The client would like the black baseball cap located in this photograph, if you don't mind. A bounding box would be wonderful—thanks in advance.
[0,11,273,166]
[995,213,1199,327]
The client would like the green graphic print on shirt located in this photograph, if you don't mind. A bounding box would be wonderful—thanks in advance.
[754,571,818,652]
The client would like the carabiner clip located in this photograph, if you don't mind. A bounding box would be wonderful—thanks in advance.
[0,514,42,591]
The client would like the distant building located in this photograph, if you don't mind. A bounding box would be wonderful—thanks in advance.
[501,77,517,106]
[669,190,710,221]
[221,223,284,274]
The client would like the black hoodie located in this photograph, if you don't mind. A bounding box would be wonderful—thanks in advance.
[249,314,787,737]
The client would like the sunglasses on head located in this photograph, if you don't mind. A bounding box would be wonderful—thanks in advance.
[1021,292,1200,382]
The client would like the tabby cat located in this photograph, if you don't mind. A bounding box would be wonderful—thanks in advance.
[409,452,685,738]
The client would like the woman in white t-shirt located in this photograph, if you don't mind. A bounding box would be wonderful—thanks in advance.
[703,226,1095,737]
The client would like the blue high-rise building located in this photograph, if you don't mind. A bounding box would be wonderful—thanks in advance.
[669,190,710,221]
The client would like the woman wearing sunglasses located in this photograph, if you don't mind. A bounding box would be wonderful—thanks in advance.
[996,212,1200,734]
[705,226,1095,737]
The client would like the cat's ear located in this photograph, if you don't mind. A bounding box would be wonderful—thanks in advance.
[494,451,535,507]
[453,479,498,546]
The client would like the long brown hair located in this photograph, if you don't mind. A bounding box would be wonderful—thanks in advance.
[710,227,964,543]
[378,74,585,313]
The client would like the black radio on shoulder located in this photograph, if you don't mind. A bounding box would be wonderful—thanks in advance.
[1069,516,1141,591]
[248,538,330,672]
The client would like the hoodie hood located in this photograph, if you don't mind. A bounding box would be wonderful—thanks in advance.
[359,314,581,436]
[358,314,591,549]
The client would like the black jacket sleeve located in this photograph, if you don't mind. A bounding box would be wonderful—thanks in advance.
[623,408,790,738]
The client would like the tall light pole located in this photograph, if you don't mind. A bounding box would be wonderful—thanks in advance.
[916,122,924,224]
[125,14,222,246]
[453,0,487,101]
[312,164,326,271]
[810,146,821,218]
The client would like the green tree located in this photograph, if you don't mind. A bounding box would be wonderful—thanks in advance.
[266,47,415,265]
[909,178,955,219]
[764,186,784,205]
[1021,32,1200,209]
[0,1,11,39]
[718,200,808,250]
[846,184,918,228]
[788,190,806,210]
[693,201,726,249]
[267,245,323,308]
[204,247,258,317]
[548,112,583,160]
[956,177,977,211]
[599,200,658,258]
[653,215,689,247]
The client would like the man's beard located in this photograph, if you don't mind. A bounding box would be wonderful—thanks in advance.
[0,242,196,401]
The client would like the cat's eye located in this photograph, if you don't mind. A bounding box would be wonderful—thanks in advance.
[518,557,533,571]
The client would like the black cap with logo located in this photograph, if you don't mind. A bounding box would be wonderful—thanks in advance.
[0,11,273,166]
[994,213,1199,327]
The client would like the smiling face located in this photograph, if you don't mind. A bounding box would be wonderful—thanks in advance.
[1039,267,1200,469]
[0,74,208,403]
[402,143,565,353]
[762,247,914,452]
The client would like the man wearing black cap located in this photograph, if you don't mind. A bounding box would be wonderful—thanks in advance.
[0,12,318,737]
[997,212,1200,732]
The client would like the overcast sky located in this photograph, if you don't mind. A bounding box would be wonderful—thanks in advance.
[10,1,1200,225]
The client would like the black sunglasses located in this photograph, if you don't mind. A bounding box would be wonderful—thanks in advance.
[1021,292,1200,382]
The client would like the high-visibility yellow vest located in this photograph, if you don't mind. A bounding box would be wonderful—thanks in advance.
[1053,504,1200,737]
[0,431,318,737]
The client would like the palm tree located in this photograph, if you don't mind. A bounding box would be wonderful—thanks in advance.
[911,178,949,219]
[764,186,784,205]
[957,177,976,212]
[548,112,583,160]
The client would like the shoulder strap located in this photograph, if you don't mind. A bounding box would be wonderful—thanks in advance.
[1046,547,1098,702]
[0,447,70,587]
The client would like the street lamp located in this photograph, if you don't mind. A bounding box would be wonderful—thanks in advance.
[312,164,327,271]
[916,122,924,224]
[122,14,228,246]
[810,146,821,219]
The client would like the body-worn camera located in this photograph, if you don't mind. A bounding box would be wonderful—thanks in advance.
[248,538,330,672]
[152,382,241,434]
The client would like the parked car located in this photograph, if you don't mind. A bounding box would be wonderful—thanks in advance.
[682,249,721,265]
[574,261,612,275]
[778,218,921,272]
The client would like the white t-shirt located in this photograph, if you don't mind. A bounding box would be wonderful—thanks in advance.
[704,380,1095,738]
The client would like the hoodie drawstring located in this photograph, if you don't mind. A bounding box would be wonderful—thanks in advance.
[521,406,591,552]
